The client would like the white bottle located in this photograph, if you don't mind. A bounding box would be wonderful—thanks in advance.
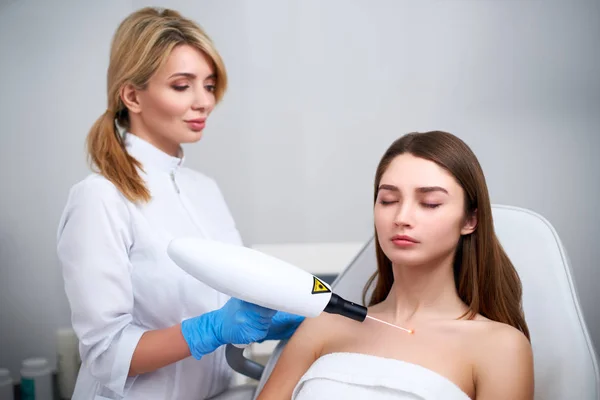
[20,358,52,400]
[0,368,14,400]
[56,328,79,399]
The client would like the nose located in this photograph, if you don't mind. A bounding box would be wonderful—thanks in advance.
[191,86,213,112]
[394,201,415,227]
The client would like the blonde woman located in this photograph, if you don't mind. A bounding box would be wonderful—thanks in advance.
[56,7,302,400]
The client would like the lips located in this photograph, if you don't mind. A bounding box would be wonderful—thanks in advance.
[185,118,206,131]
[185,118,206,124]
[392,235,418,243]
[391,235,419,248]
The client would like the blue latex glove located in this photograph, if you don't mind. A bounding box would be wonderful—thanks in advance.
[260,311,305,342]
[181,298,277,360]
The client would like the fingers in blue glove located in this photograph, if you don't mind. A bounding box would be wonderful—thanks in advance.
[221,299,276,342]
[181,297,277,360]
[273,311,305,325]
[261,311,306,342]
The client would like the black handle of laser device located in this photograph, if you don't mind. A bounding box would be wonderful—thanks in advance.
[323,293,367,322]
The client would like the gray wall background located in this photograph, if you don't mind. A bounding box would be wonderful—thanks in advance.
[1,0,598,382]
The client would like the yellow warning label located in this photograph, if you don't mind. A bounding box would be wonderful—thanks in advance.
[312,276,331,294]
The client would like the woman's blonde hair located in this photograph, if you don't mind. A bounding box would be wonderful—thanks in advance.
[86,7,227,202]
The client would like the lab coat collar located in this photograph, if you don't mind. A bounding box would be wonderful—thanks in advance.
[124,132,185,173]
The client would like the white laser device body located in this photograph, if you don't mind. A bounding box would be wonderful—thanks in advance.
[167,237,368,322]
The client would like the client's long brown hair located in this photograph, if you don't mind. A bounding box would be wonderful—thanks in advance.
[363,131,530,341]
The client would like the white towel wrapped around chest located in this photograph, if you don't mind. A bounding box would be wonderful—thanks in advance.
[292,352,471,400]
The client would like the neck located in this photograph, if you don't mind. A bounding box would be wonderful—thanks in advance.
[383,252,467,325]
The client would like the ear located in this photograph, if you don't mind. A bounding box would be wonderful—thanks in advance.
[461,209,478,235]
[120,83,142,114]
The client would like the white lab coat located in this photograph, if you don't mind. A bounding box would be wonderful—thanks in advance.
[57,133,242,400]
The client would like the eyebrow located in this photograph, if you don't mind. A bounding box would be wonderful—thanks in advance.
[168,72,216,80]
[378,184,449,194]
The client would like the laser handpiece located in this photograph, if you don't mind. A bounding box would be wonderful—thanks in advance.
[167,237,413,334]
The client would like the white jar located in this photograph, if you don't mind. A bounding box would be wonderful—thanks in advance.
[0,368,14,400]
[20,358,52,400]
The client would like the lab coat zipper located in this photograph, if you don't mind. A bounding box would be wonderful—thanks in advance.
[169,169,217,395]
[170,171,180,193]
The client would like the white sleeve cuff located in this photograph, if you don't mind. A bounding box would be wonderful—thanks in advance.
[107,323,147,396]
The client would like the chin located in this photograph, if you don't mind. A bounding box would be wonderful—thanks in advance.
[383,247,428,268]
[389,248,457,271]
[388,256,428,269]
[180,131,204,143]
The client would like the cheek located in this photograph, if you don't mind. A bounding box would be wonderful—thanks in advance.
[374,207,392,235]
[143,89,191,120]
[422,212,463,249]
[153,91,191,117]
[374,207,397,255]
[205,92,217,110]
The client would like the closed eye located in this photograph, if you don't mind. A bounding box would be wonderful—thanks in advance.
[379,201,440,208]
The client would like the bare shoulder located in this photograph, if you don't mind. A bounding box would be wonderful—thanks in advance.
[471,319,534,399]
[472,317,531,358]
[291,310,350,351]
[256,312,344,400]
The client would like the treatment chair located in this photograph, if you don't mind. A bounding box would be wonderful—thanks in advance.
[210,205,600,400]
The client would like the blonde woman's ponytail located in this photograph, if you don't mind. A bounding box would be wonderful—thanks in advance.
[86,110,150,203]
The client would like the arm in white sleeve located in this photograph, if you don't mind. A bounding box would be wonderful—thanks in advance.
[56,180,146,397]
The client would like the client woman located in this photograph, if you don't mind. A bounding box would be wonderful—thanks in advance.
[257,131,534,399]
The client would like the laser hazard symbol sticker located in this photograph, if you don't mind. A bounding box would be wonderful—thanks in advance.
[311,276,331,294]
